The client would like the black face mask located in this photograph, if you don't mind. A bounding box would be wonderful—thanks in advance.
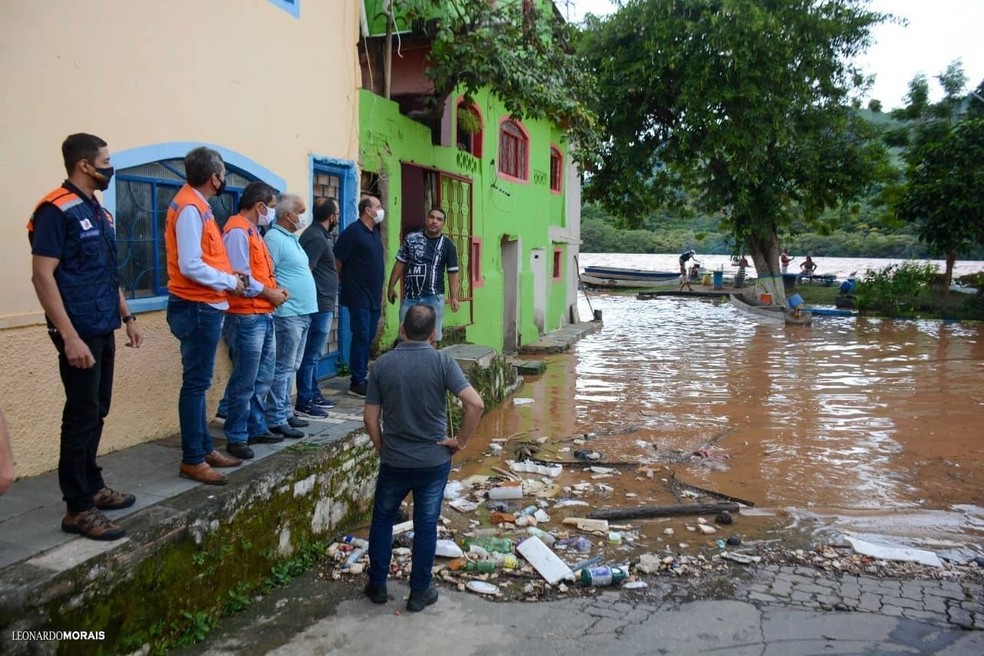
[90,165,114,191]
[214,174,227,196]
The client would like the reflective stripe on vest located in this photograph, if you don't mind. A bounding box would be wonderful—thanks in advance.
[164,184,232,303]
[223,214,277,314]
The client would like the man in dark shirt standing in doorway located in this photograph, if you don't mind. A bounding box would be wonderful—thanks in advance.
[295,198,340,416]
[386,207,460,341]
[334,196,385,398]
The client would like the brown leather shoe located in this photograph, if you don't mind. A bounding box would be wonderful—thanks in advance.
[61,508,126,541]
[179,462,228,485]
[205,450,243,468]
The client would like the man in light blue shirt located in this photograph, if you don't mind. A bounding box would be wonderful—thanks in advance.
[264,194,318,438]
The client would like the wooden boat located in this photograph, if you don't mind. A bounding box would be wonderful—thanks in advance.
[580,273,675,289]
[582,266,680,282]
[730,294,812,326]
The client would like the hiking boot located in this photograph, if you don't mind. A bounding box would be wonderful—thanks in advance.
[270,424,304,439]
[287,415,309,428]
[92,486,136,511]
[295,403,328,419]
[61,508,126,541]
[179,462,228,486]
[205,450,243,468]
[348,382,367,398]
[364,582,388,604]
[406,587,439,612]
[312,395,337,409]
[225,441,254,460]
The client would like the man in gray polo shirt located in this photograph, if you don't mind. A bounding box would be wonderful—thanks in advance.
[362,304,484,612]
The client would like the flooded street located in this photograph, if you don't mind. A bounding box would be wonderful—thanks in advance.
[460,291,984,562]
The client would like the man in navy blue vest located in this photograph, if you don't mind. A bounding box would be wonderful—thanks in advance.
[29,133,143,541]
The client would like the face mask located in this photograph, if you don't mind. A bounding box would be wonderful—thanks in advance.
[294,211,311,231]
[373,208,385,224]
[89,165,114,191]
[214,174,227,196]
[258,204,275,227]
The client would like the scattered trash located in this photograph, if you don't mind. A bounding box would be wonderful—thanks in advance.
[449,498,479,513]
[488,485,524,500]
[622,580,648,589]
[573,450,601,461]
[636,553,661,574]
[435,540,465,558]
[508,460,563,478]
[512,398,535,406]
[517,536,576,584]
[526,526,557,547]
[466,580,500,595]
[562,517,610,532]
[556,536,592,553]
[715,510,734,525]
[489,444,503,456]
[554,499,590,508]
[570,554,602,572]
[533,509,551,523]
[343,535,368,549]
[608,531,623,545]
[697,524,717,535]
[444,480,464,500]
[726,536,742,546]
[720,551,762,565]
[464,536,513,554]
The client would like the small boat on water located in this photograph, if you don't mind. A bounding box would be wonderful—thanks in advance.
[582,266,680,282]
[580,273,675,289]
[730,294,812,326]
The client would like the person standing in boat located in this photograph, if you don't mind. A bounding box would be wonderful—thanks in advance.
[678,250,697,291]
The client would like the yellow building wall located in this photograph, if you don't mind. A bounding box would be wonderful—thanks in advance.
[0,0,362,477]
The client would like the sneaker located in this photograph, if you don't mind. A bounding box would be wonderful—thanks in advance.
[312,395,337,410]
[287,415,309,428]
[364,582,388,604]
[348,382,367,398]
[295,403,328,419]
[92,486,136,511]
[270,424,305,439]
[61,508,126,541]
[406,587,439,612]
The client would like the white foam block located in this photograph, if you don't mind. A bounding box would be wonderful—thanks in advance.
[517,536,575,584]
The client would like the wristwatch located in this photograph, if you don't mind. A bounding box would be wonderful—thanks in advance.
[122,314,136,324]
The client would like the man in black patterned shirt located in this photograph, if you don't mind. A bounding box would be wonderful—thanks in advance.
[386,208,460,341]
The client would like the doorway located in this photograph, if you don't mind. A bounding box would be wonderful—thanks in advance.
[501,237,520,353]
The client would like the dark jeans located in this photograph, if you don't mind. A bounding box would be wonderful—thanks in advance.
[51,331,115,514]
[368,461,451,592]
[296,310,333,406]
[347,306,380,386]
[166,297,224,465]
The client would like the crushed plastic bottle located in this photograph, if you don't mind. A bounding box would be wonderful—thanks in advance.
[463,536,513,554]
[580,565,628,587]
[343,535,369,549]
[557,536,592,553]
[526,526,556,547]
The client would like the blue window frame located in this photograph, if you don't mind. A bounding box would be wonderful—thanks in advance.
[114,160,257,299]
[267,0,300,19]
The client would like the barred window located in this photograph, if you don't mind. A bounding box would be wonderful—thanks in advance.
[498,120,529,181]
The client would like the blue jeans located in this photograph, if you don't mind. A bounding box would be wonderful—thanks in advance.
[296,310,333,406]
[347,306,380,386]
[399,295,445,340]
[222,313,275,443]
[368,461,451,592]
[266,314,310,427]
[166,297,224,465]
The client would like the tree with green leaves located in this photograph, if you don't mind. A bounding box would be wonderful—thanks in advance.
[890,64,984,294]
[377,0,599,157]
[577,0,889,299]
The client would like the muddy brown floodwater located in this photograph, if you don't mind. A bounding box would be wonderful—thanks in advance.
[455,292,984,563]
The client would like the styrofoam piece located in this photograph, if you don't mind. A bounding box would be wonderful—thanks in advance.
[517,536,575,584]
[508,459,563,478]
[845,536,943,567]
[466,580,500,595]
[562,517,610,532]
[449,498,479,513]
[434,540,464,558]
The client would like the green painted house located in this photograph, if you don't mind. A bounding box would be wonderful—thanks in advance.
[355,0,582,353]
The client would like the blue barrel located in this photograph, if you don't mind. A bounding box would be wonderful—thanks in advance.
[788,293,804,309]
[712,271,724,289]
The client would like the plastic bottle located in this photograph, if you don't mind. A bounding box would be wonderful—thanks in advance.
[488,486,523,500]
[580,565,628,587]
[493,553,519,569]
[343,535,369,549]
[342,547,365,570]
[464,560,498,573]
[526,527,556,547]
[463,536,513,554]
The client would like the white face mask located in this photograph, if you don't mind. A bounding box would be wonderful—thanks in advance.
[373,208,385,224]
[294,211,311,231]
[258,205,275,227]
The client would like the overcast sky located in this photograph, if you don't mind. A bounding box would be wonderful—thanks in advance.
[560,0,984,110]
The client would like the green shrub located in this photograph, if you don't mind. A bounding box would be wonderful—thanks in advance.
[854,261,938,317]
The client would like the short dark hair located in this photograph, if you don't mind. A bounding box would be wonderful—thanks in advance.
[313,197,338,223]
[238,181,276,212]
[358,197,373,217]
[403,304,436,341]
[428,207,446,221]
[62,133,107,175]
[184,147,225,187]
